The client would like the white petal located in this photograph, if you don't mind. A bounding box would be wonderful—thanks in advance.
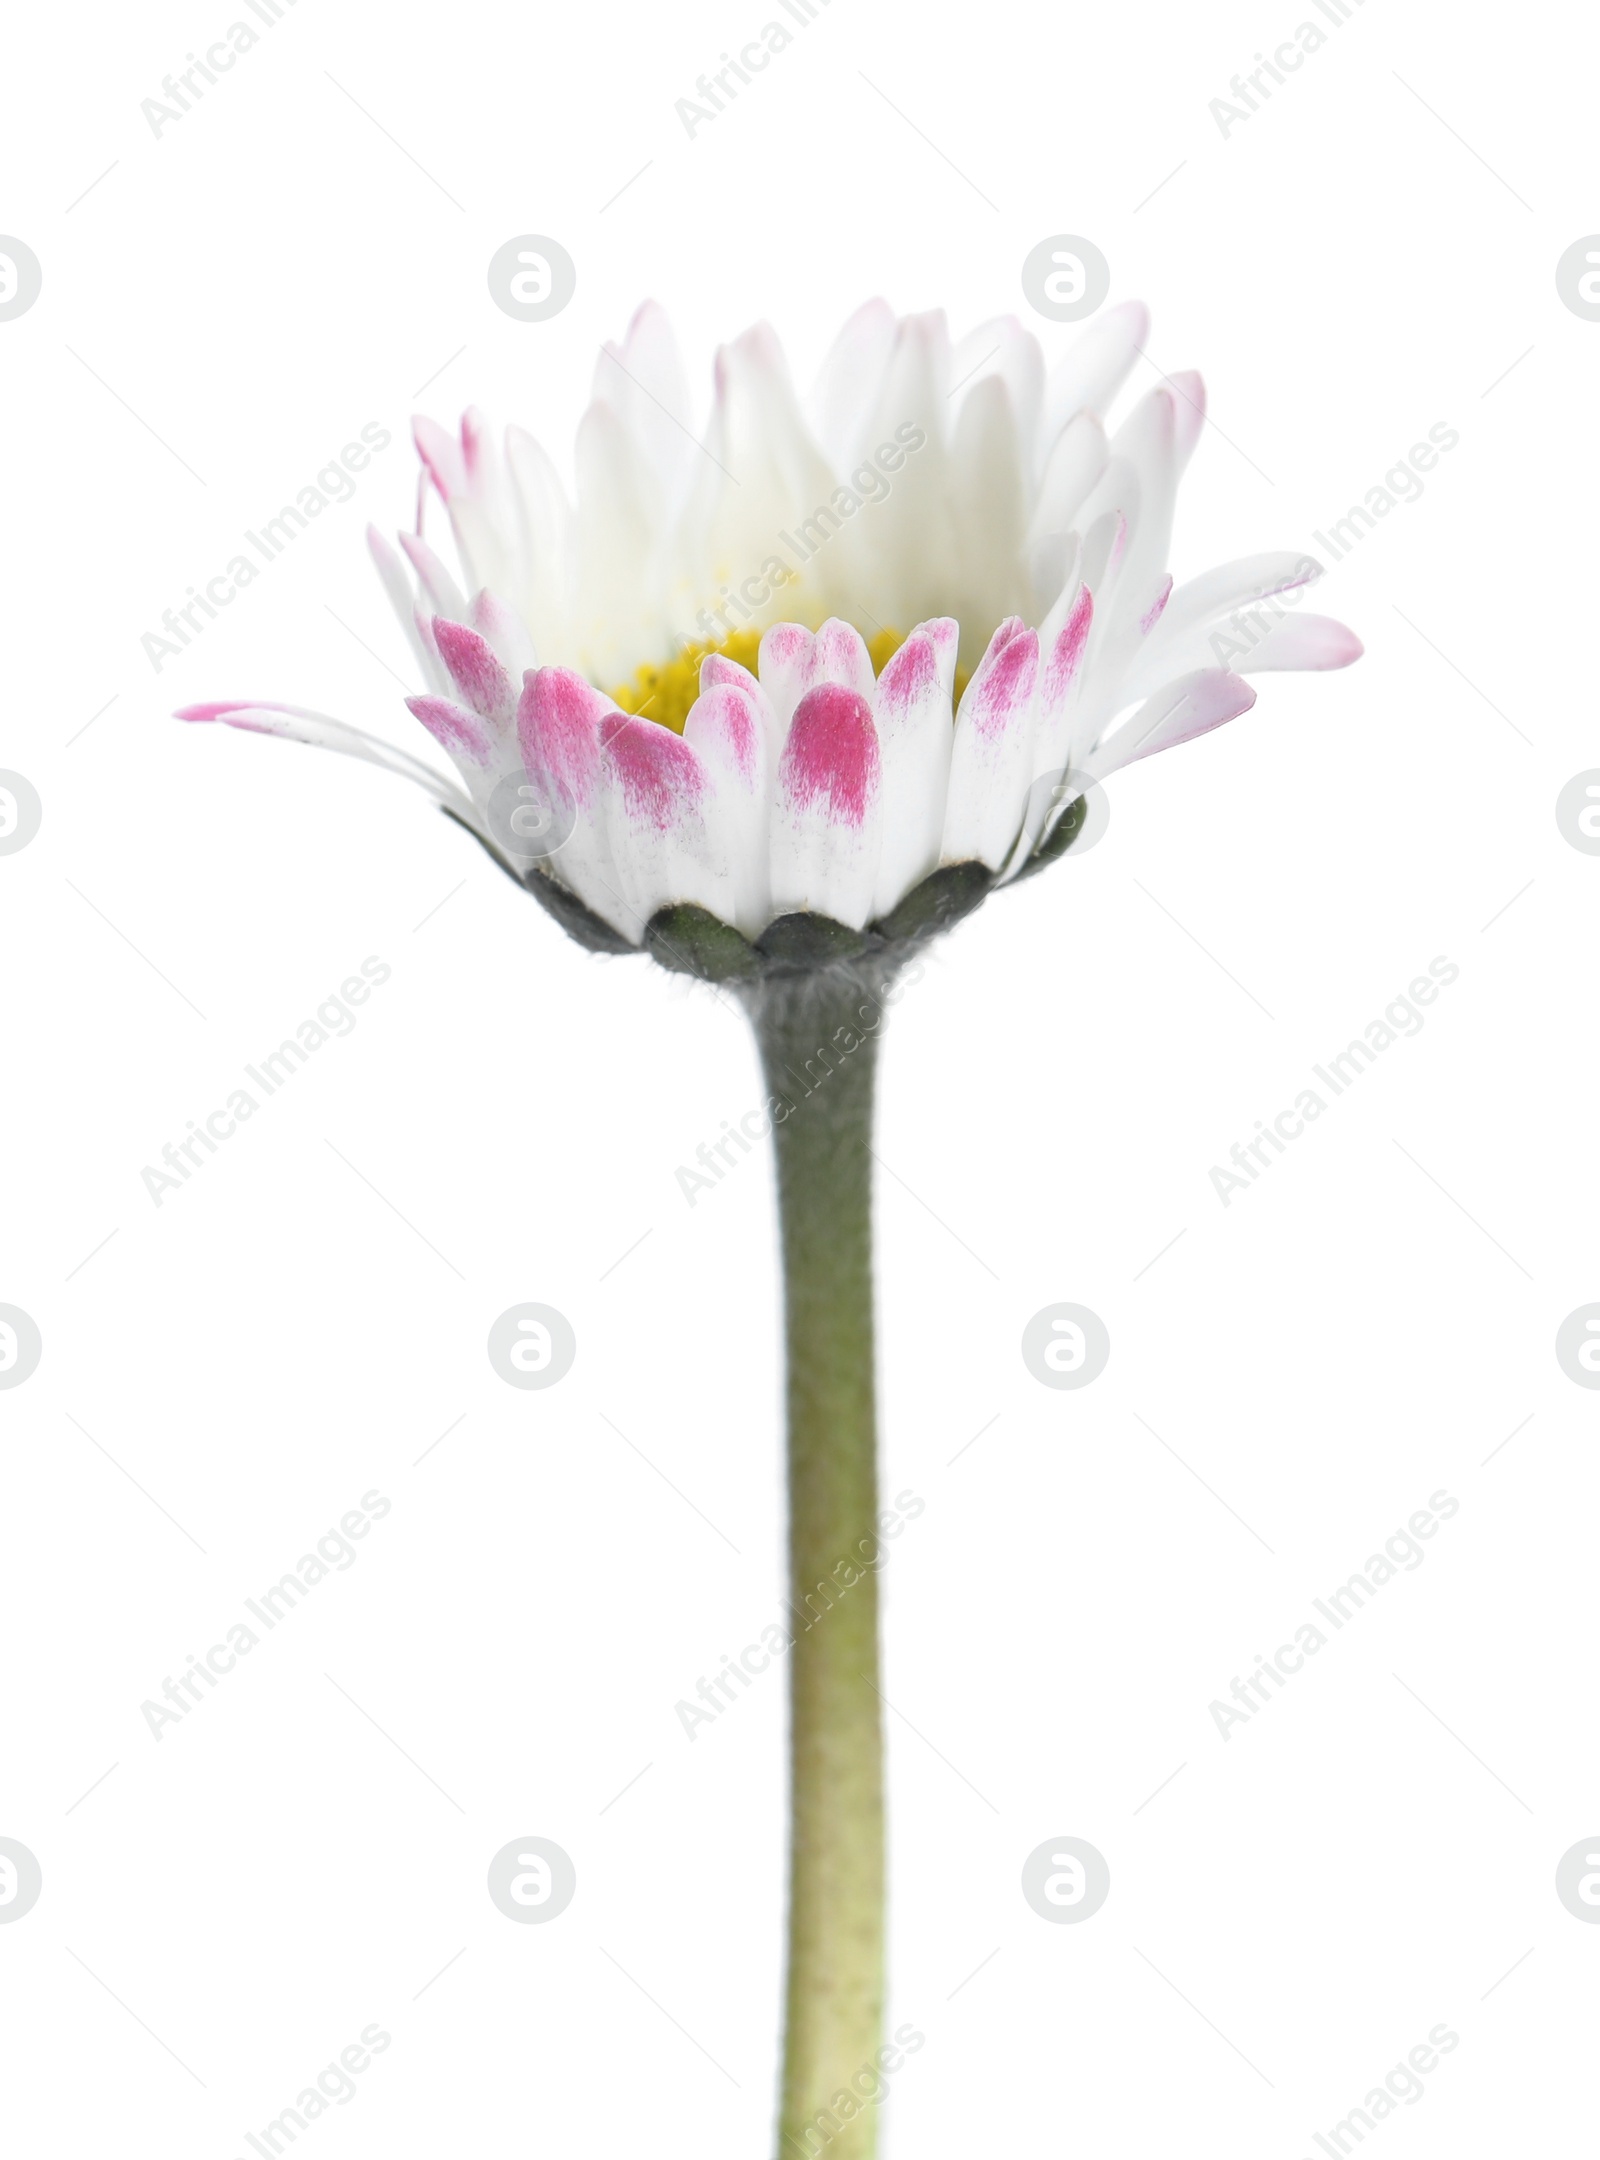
[949,316,1043,457]
[573,399,668,685]
[398,532,466,622]
[1168,369,1206,473]
[808,299,898,474]
[949,374,1032,642]
[1126,554,1327,695]
[679,326,837,636]
[1026,413,1107,606]
[593,301,696,517]
[505,426,577,665]
[849,312,954,634]
[1038,299,1149,457]
[366,527,441,689]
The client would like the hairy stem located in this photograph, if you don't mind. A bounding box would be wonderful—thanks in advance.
[747,961,895,2160]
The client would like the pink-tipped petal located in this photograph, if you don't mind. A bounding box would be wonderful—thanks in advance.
[684,679,771,933]
[469,588,538,679]
[397,531,466,619]
[782,684,879,827]
[998,584,1098,877]
[1140,576,1173,636]
[413,415,466,500]
[1126,556,1335,698]
[771,684,883,927]
[515,668,628,931]
[963,618,1039,739]
[405,695,495,767]
[943,619,1042,870]
[1169,370,1206,469]
[517,666,613,807]
[1233,614,1363,673]
[433,618,516,728]
[871,617,958,916]
[597,715,734,931]
[757,622,819,733]
[604,715,707,831]
[1088,669,1257,780]
[684,682,760,787]
[1041,585,1095,709]
[812,618,876,701]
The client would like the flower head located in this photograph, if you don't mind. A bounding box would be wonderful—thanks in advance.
[179,300,1359,977]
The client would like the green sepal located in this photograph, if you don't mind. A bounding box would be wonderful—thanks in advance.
[756,912,872,968]
[646,903,765,980]
[870,859,991,943]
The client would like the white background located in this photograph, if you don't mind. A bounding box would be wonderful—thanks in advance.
[2,0,1595,2154]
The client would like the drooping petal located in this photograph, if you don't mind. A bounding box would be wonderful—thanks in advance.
[771,683,882,927]
[175,702,481,817]
[1227,613,1363,673]
[1154,552,1322,644]
[1086,669,1257,780]
[1126,554,1327,695]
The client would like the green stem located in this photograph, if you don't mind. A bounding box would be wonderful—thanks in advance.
[747,960,895,2160]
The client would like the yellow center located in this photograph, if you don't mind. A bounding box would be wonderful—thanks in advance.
[610,626,913,735]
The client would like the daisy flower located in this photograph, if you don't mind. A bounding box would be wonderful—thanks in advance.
[180,299,1358,2160]
[178,299,1357,975]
